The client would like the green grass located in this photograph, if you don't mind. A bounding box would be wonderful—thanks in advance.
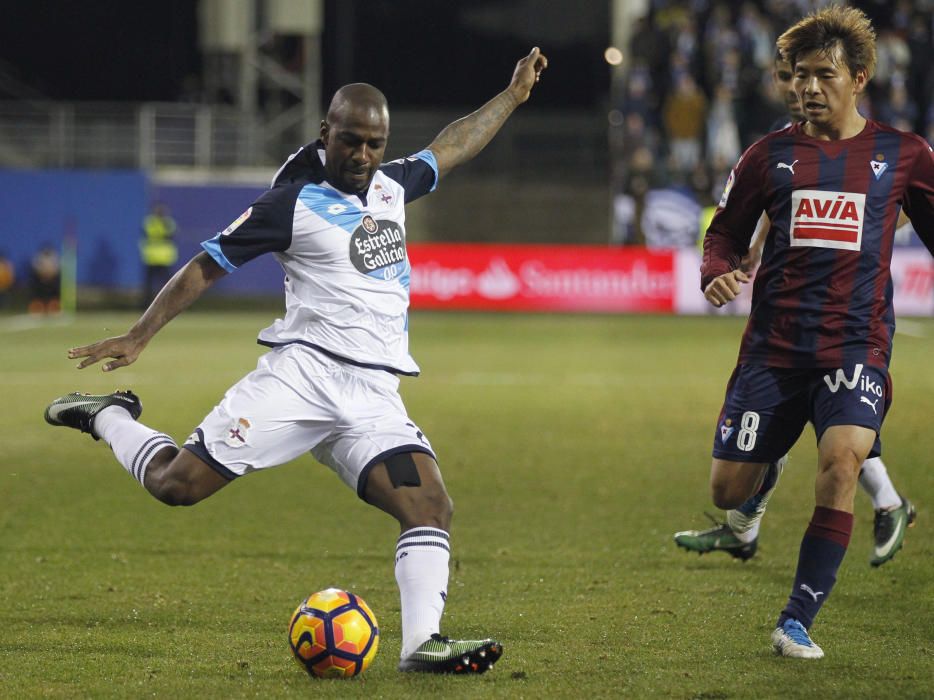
[1,311,932,698]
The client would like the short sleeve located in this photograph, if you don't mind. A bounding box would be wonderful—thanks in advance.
[200,183,301,272]
[378,150,439,203]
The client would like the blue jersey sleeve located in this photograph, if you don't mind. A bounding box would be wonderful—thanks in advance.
[379,149,439,203]
[200,183,301,271]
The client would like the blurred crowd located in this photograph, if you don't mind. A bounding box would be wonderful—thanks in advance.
[610,0,934,246]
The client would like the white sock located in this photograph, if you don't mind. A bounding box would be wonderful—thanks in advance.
[94,406,177,487]
[859,457,901,510]
[733,520,760,543]
[395,527,450,659]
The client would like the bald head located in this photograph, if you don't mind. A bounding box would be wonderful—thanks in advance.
[326,83,389,126]
[320,83,391,194]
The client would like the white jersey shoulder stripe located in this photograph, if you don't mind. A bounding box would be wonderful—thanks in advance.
[297,185,364,233]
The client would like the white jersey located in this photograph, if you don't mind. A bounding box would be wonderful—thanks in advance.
[201,142,438,375]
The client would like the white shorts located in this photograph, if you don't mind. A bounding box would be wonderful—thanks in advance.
[183,344,435,498]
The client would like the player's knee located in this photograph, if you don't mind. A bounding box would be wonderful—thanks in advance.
[417,486,453,530]
[147,477,200,506]
[817,453,861,490]
[400,485,453,531]
[439,491,454,527]
[144,462,205,507]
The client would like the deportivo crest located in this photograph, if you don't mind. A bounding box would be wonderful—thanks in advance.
[789,190,865,251]
[225,418,251,448]
[350,217,407,281]
[222,207,252,235]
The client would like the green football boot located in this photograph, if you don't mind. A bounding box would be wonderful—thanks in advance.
[870,497,917,567]
[398,633,502,674]
[674,515,758,561]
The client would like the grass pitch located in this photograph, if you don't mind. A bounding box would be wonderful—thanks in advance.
[1,311,931,698]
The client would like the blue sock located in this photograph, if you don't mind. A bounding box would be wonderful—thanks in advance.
[778,506,853,630]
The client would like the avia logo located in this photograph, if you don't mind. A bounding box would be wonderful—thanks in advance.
[860,396,879,414]
[823,364,864,393]
[790,189,865,251]
[800,583,824,602]
[870,160,888,179]
[777,159,798,174]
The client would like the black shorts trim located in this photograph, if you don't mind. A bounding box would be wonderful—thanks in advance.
[357,444,436,501]
[182,428,239,481]
[257,338,420,377]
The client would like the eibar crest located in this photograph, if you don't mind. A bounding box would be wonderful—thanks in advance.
[869,160,888,180]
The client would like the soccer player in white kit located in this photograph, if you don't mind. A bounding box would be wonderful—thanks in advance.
[45,47,548,674]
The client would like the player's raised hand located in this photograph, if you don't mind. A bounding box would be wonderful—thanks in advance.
[68,334,146,372]
[508,47,548,104]
[704,269,750,308]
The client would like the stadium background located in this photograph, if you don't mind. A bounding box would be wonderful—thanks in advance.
[0,0,931,315]
[2,3,934,697]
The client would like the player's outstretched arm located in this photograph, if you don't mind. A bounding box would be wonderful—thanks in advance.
[427,47,547,179]
[68,252,227,372]
[704,269,751,308]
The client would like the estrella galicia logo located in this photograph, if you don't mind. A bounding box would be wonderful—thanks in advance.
[350,217,407,280]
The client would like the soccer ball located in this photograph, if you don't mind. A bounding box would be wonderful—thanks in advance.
[288,588,380,678]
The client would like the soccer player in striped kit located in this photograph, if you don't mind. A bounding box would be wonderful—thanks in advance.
[44,47,548,674]
[698,7,933,658]
[675,50,916,567]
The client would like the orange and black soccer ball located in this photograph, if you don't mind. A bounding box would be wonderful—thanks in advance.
[288,588,379,679]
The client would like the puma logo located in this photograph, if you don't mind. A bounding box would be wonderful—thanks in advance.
[860,395,879,414]
[800,583,824,602]
[777,159,798,175]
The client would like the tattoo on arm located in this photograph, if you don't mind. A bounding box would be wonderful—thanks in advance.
[429,91,520,178]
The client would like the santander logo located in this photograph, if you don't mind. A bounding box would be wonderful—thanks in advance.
[476,258,521,299]
[409,248,674,311]
[790,189,865,251]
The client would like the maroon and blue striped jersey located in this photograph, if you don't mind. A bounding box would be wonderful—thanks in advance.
[702,119,934,369]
